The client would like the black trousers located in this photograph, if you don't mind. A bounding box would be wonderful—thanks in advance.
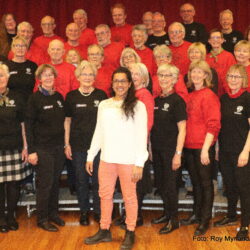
[152,150,179,219]
[219,152,250,227]
[35,145,65,223]
[184,147,214,223]
[0,181,20,224]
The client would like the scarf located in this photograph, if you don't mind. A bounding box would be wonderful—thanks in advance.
[38,85,55,96]
[227,88,246,99]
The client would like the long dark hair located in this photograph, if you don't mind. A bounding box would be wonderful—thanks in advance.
[112,67,137,119]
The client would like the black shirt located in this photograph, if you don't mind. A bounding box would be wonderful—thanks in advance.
[4,60,37,102]
[151,93,187,151]
[222,30,244,54]
[25,91,65,153]
[0,90,24,150]
[219,91,250,154]
[65,88,107,151]
[145,33,170,50]
[183,22,208,44]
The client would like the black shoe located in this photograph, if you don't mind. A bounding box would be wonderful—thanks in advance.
[84,229,112,245]
[181,214,200,225]
[93,213,100,223]
[80,212,89,226]
[236,227,249,241]
[194,223,209,236]
[214,216,237,227]
[49,216,65,226]
[38,221,58,232]
[159,220,179,234]
[114,214,126,226]
[69,186,76,196]
[7,218,19,231]
[0,225,9,233]
[151,215,169,224]
[120,229,135,250]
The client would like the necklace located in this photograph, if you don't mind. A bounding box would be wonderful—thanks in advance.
[78,87,94,96]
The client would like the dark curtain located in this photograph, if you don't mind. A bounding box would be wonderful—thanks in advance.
[1,0,249,39]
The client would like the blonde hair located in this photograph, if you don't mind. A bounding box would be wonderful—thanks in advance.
[220,9,233,20]
[75,60,97,79]
[120,48,141,67]
[187,60,212,89]
[157,63,179,84]
[188,42,206,60]
[0,64,10,77]
[11,35,28,49]
[17,21,33,32]
[87,44,104,56]
[153,45,172,59]
[129,63,149,87]
[73,9,87,19]
[168,22,185,35]
[65,49,82,64]
[35,64,58,80]
[227,64,248,88]
[234,40,250,52]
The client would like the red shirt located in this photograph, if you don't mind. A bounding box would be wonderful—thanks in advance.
[79,28,97,47]
[246,64,250,92]
[206,50,236,97]
[34,62,79,98]
[111,24,133,46]
[136,88,154,134]
[132,46,156,76]
[64,42,87,60]
[169,41,191,76]
[103,42,125,72]
[94,65,113,96]
[185,88,221,149]
[152,74,189,103]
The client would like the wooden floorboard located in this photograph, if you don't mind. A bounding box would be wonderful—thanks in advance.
[0,208,250,250]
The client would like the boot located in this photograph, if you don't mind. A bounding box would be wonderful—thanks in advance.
[84,228,112,245]
[120,229,135,250]
[159,218,179,234]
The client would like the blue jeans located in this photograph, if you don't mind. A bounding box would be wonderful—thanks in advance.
[72,151,100,214]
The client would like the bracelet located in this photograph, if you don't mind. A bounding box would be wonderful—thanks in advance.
[23,146,28,150]
[175,151,182,155]
[64,144,70,148]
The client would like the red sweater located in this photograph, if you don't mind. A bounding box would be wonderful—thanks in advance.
[135,88,154,134]
[64,42,87,60]
[79,28,97,47]
[94,66,113,96]
[185,88,221,149]
[132,46,156,76]
[206,50,236,97]
[103,42,124,72]
[111,24,133,46]
[169,41,191,76]
[34,62,79,98]
[152,73,189,103]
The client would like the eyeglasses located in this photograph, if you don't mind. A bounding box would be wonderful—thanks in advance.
[80,73,95,78]
[169,30,183,35]
[123,54,135,60]
[155,55,171,59]
[95,31,108,36]
[180,9,193,13]
[41,23,54,26]
[157,73,173,79]
[41,73,54,78]
[14,44,26,48]
[88,53,102,57]
[210,36,222,40]
[227,74,243,80]
[113,79,129,84]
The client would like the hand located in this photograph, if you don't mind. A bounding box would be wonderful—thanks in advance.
[28,153,38,165]
[172,154,181,170]
[22,148,28,163]
[86,161,93,176]
[200,149,210,166]
[64,145,72,160]
[131,166,143,183]
[237,150,249,167]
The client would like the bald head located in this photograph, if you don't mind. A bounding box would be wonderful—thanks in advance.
[41,16,56,37]
[180,3,195,24]
[48,39,65,64]
[66,22,80,42]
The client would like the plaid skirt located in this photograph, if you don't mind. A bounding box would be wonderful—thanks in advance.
[0,149,32,183]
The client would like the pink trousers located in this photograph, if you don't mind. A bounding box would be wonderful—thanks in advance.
[98,161,138,231]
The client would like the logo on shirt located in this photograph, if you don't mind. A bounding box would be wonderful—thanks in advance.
[162,103,169,111]
[43,105,53,110]
[57,100,63,108]
[165,40,170,46]
[234,105,243,115]
[76,104,87,108]
[94,100,100,107]
[6,99,16,107]
[26,68,32,75]
[191,30,196,36]
[232,37,237,44]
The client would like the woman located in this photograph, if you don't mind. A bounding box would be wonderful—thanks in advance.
[151,64,186,234]
[65,49,82,67]
[181,60,221,236]
[214,64,250,240]
[65,61,107,225]
[120,47,141,68]
[84,67,148,249]
[25,64,65,232]
[186,42,218,94]
[115,62,154,228]
[0,64,28,233]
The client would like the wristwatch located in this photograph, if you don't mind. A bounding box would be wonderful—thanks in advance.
[175,151,182,155]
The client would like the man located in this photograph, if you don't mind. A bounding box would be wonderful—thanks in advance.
[110,3,133,46]
[65,22,87,59]
[219,9,243,53]
[180,3,207,44]
[32,16,64,64]
[131,24,155,75]
[73,9,96,47]
[142,11,153,35]
[168,22,191,76]
[95,24,124,72]
[145,12,170,50]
